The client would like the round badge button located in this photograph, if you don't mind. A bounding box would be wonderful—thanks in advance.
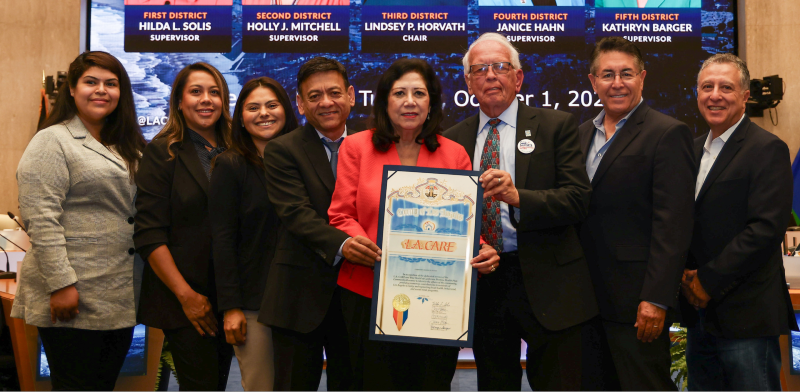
[518,139,535,154]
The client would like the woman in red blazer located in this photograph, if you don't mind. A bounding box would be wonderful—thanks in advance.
[328,58,498,390]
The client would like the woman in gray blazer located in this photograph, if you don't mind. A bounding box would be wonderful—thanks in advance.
[11,51,146,391]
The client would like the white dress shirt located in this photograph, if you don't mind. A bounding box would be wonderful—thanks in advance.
[473,99,519,252]
[695,114,744,199]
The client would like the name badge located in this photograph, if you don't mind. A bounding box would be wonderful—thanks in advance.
[518,139,535,154]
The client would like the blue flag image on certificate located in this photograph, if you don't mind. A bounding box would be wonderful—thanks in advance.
[370,165,482,347]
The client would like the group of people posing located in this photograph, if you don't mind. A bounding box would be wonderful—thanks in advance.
[10,32,798,391]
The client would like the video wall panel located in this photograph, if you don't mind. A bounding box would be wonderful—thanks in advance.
[91,0,737,140]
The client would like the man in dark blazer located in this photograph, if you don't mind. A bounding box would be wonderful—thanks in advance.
[577,37,695,390]
[444,32,597,391]
[681,53,798,391]
[259,57,379,391]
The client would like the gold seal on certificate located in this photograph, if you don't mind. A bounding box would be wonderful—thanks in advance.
[392,294,411,312]
[370,166,482,347]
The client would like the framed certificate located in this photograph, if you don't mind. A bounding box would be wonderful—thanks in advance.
[369,165,482,348]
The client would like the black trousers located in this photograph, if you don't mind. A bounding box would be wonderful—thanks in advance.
[271,288,354,391]
[340,287,459,391]
[473,252,583,391]
[38,326,134,391]
[163,316,234,391]
[582,316,676,391]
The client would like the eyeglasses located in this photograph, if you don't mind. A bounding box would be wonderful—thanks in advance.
[594,70,642,83]
[469,62,514,77]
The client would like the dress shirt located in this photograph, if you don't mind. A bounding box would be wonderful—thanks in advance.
[474,99,519,252]
[317,127,348,264]
[586,98,644,181]
[695,114,744,199]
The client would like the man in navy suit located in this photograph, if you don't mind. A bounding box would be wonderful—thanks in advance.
[681,53,798,391]
[578,37,695,390]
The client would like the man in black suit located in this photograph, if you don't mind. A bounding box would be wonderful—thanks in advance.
[681,53,798,390]
[444,32,597,391]
[259,57,379,391]
[577,37,695,390]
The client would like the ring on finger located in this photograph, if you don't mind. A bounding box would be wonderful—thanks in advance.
[490,264,496,272]
[497,177,502,184]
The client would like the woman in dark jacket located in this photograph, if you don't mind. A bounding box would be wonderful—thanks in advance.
[209,77,297,391]
[134,62,234,391]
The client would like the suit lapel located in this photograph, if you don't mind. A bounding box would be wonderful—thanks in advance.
[64,116,126,170]
[694,133,706,176]
[177,140,209,196]
[515,104,539,191]
[647,0,666,7]
[579,120,594,164]
[301,123,336,193]
[590,105,647,188]
[457,115,479,161]
[695,118,750,204]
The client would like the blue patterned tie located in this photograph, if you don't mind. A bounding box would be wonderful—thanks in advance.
[480,119,503,253]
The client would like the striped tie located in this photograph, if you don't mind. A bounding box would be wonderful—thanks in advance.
[480,119,503,253]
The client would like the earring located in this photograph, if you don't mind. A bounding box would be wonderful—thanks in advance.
[427,113,430,120]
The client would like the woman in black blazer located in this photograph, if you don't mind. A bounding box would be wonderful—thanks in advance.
[134,62,234,391]
[209,77,298,391]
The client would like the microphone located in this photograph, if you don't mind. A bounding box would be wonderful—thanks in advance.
[0,244,15,280]
[7,212,26,233]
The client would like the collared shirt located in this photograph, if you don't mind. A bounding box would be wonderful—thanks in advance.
[318,126,348,264]
[696,114,744,199]
[586,98,644,181]
[473,99,519,252]
[186,128,226,180]
[316,127,347,161]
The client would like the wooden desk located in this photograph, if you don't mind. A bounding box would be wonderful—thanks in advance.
[0,279,164,391]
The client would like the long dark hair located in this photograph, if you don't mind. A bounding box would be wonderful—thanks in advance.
[154,62,232,160]
[230,77,298,169]
[371,58,443,153]
[40,51,145,176]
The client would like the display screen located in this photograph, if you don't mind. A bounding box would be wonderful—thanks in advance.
[36,324,148,380]
[89,0,736,140]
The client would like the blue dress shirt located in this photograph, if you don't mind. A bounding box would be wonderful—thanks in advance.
[586,98,644,181]
[473,99,519,253]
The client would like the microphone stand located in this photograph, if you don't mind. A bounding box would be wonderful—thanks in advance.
[0,232,26,280]
[0,244,15,280]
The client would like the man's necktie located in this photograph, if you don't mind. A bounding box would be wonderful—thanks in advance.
[323,139,342,179]
[480,119,503,253]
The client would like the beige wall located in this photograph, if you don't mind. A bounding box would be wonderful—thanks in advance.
[0,0,799,215]
[0,0,81,216]
[742,0,800,162]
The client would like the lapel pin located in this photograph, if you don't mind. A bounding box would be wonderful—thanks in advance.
[525,130,531,137]
[518,139,535,154]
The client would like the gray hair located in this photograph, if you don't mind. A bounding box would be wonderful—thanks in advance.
[698,53,750,91]
[462,33,522,75]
